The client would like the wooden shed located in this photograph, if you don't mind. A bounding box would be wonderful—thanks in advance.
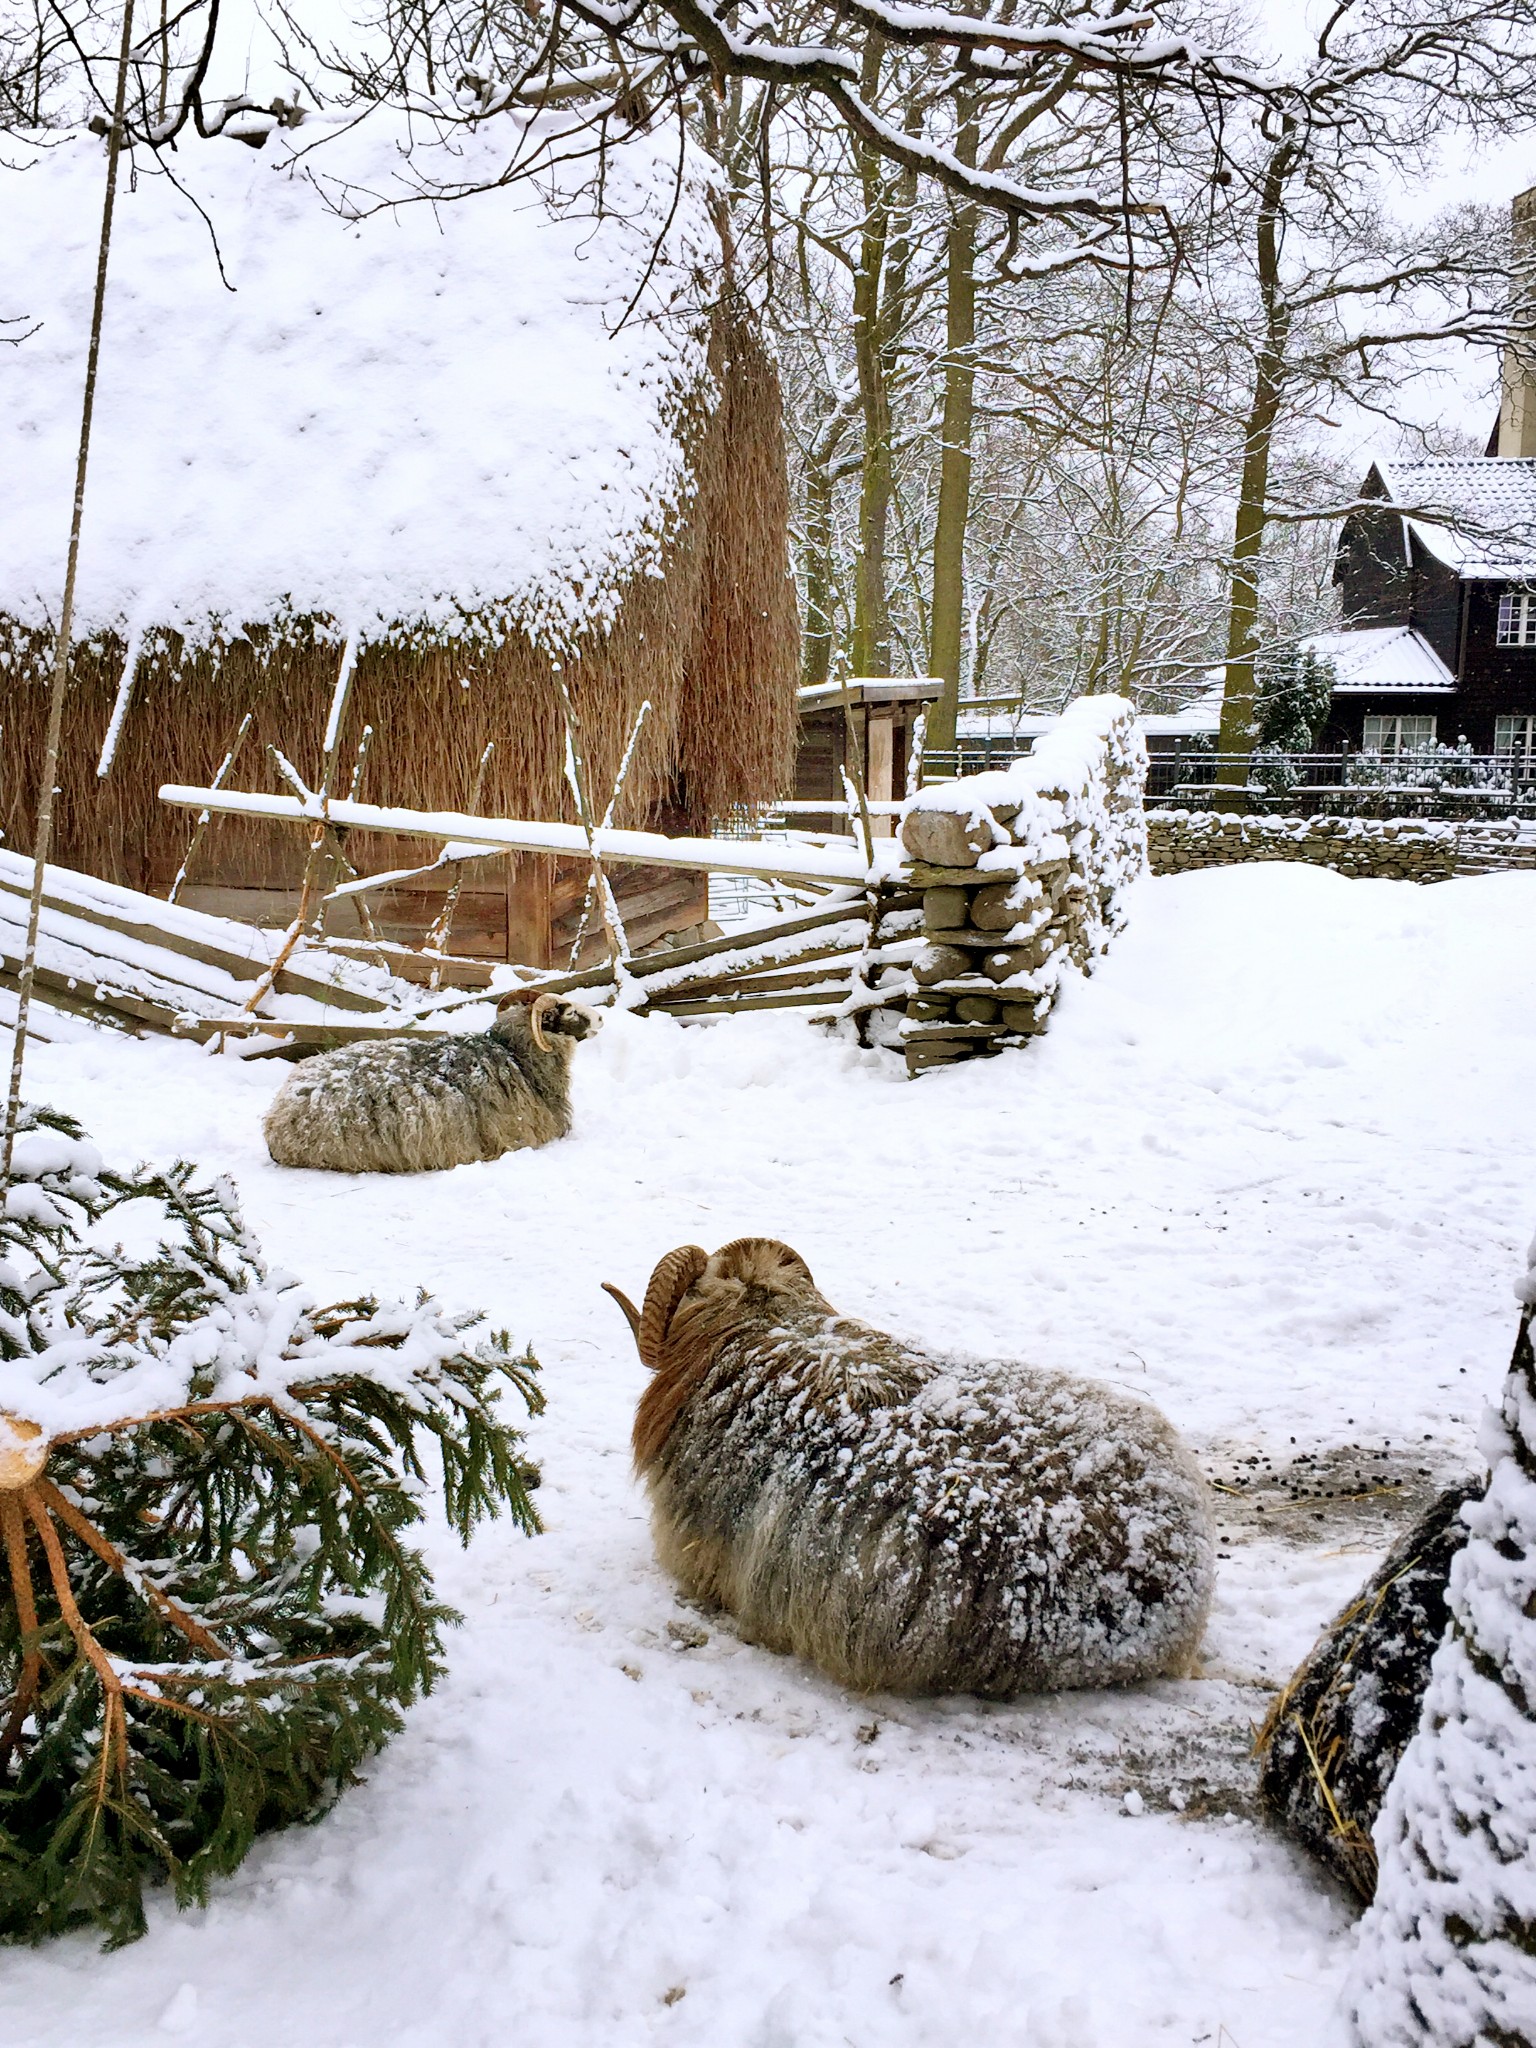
[0,111,798,966]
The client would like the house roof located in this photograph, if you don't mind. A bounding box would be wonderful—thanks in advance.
[1302,626,1457,695]
[0,111,714,650]
[1371,458,1536,580]
[957,680,1224,741]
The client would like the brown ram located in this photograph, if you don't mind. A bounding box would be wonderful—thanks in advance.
[605,1238,1214,1695]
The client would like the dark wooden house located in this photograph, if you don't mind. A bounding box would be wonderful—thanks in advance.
[1321,457,1536,775]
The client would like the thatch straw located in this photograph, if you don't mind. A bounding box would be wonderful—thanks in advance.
[1,299,798,903]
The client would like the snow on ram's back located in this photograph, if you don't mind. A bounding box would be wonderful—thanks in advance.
[0,112,799,962]
[1,110,708,644]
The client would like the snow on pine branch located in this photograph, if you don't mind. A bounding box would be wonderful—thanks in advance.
[0,1105,538,1464]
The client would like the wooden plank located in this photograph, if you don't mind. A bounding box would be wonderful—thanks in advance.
[315,937,499,988]
[170,1014,447,1046]
[644,962,857,1006]
[158,786,875,888]
[640,944,865,1003]
[0,864,390,1014]
[0,964,142,1037]
[628,899,869,978]
[648,987,850,1019]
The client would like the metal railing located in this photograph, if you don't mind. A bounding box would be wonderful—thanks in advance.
[921,740,1536,819]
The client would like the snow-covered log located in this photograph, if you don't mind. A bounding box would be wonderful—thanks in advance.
[1258,1481,1479,1902]
[1348,1267,1536,2044]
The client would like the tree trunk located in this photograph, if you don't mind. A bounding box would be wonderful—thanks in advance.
[1214,135,1297,798]
[802,447,838,684]
[926,106,979,755]
[850,44,894,678]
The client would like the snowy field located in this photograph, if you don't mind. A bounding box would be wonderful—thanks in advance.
[2,859,1533,2048]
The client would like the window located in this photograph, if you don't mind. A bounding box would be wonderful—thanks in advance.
[1362,713,1437,757]
[1496,714,1536,777]
[1497,590,1536,645]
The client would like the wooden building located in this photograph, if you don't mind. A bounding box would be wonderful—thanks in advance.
[1318,183,1536,776]
[1321,458,1536,772]
[0,113,798,967]
[792,680,941,831]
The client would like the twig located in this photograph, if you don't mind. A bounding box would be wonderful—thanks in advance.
[2,0,137,1175]
[426,740,493,987]
[167,708,252,904]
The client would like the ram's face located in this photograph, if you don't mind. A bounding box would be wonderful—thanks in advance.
[544,1000,601,1042]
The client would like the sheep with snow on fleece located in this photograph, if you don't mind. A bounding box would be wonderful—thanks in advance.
[263,992,601,1174]
[603,1238,1215,1695]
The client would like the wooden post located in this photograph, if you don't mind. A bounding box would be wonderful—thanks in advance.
[867,710,896,835]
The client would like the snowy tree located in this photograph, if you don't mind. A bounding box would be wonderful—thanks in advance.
[1348,1273,1536,2048]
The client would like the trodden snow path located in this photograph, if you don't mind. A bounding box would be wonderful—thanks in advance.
[2,861,1533,2048]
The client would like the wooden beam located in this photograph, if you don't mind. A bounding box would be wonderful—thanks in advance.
[158,786,874,889]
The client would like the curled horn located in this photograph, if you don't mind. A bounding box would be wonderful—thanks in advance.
[496,985,558,1051]
[601,1282,643,1354]
[638,1245,708,1370]
[712,1238,816,1290]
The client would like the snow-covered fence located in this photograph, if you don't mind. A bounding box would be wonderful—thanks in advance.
[899,696,1147,1077]
[1148,811,1536,882]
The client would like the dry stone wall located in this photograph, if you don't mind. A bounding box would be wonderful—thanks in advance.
[898,697,1146,1077]
[1149,811,1536,883]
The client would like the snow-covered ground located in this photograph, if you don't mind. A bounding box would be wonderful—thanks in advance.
[3,860,1533,2048]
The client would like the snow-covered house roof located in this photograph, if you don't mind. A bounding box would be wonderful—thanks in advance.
[0,111,799,902]
[1301,626,1457,695]
[1369,459,1536,582]
[2,111,715,647]
[958,681,1224,744]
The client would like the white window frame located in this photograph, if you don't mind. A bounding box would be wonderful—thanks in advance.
[1362,713,1437,758]
[1497,590,1536,646]
[1495,713,1536,776]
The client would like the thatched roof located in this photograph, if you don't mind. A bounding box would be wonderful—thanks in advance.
[2,109,714,648]
[0,112,799,885]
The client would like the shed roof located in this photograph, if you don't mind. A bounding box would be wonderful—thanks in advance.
[1371,458,1536,580]
[0,111,715,651]
[1302,626,1457,695]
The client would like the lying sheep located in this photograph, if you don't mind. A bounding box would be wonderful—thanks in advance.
[603,1238,1214,1696]
[263,990,600,1174]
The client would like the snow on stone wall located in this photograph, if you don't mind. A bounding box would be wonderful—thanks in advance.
[899,695,1147,1074]
[0,109,716,651]
[1348,1256,1536,2047]
[1149,811,1536,883]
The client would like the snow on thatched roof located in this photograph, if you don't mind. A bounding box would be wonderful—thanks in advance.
[1,111,717,650]
[1369,458,1536,580]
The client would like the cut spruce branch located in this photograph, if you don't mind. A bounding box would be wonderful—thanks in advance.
[0,1104,542,1947]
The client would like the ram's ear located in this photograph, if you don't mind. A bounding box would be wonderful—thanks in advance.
[710,1238,816,1293]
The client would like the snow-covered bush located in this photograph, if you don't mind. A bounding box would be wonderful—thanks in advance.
[1348,1275,1536,2044]
[0,1106,541,1946]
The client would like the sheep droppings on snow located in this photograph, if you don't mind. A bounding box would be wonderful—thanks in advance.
[263,991,601,1174]
[603,1237,1215,1696]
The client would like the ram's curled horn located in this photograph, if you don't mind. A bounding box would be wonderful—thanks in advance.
[712,1238,817,1290]
[602,1282,643,1354]
[528,993,559,1052]
[639,1246,708,1370]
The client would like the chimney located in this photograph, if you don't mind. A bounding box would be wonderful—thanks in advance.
[1498,186,1536,457]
